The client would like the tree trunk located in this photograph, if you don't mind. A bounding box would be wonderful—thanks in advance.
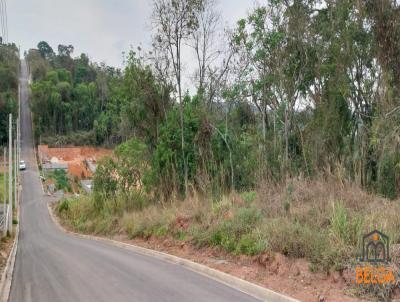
[284,103,289,177]
[177,73,188,195]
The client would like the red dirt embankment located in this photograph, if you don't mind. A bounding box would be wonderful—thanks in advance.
[38,145,112,179]
[109,235,363,302]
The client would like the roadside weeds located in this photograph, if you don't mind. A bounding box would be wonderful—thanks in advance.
[54,177,400,301]
[48,202,299,302]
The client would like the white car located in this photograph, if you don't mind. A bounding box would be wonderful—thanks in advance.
[19,160,26,170]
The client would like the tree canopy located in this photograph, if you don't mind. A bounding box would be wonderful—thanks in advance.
[26,0,400,200]
[0,43,19,144]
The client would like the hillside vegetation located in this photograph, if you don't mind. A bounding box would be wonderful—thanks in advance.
[0,43,19,145]
[59,177,397,271]
[31,0,400,299]
[30,1,400,200]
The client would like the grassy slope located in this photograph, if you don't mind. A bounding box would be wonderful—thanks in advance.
[56,177,400,299]
[56,177,398,271]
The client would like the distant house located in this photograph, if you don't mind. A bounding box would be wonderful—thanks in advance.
[38,145,111,181]
[80,179,93,193]
[42,162,68,173]
[86,160,97,173]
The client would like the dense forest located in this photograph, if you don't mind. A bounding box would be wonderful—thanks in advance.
[0,43,19,144]
[29,0,400,201]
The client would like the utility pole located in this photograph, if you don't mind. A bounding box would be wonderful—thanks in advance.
[14,139,16,212]
[8,113,12,234]
[16,118,18,178]
[3,147,6,237]
[17,79,21,210]
[17,118,19,207]
[18,81,21,165]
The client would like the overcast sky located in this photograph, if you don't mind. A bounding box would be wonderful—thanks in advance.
[7,0,255,68]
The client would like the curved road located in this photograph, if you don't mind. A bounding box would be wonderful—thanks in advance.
[9,61,260,302]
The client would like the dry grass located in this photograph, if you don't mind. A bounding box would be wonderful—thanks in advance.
[56,176,400,300]
[256,176,380,216]
[57,176,400,271]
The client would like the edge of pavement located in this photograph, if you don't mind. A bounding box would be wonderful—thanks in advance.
[47,203,300,302]
[0,195,20,302]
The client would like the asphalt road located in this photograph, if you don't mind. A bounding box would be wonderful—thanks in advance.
[9,61,261,302]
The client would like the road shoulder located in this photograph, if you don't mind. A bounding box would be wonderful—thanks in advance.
[47,203,298,302]
[0,208,19,302]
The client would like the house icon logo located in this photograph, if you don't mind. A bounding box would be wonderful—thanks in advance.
[361,230,389,263]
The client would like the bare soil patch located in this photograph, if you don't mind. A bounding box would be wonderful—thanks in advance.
[38,145,112,179]
[0,235,14,277]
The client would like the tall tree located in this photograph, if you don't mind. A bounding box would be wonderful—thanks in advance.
[37,41,55,60]
[151,0,203,193]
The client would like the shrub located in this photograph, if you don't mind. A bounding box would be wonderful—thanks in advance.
[211,196,232,216]
[195,206,263,253]
[240,191,257,204]
[263,218,319,258]
[41,131,97,147]
[262,218,346,270]
[57,199,69,213]
[173,229,186,241]
[121,205,175,239]
[236,231,267,255]
[234,207,262,228]
[125,190,148,211]
[93,157,117,203]
[377,152,398,199]
[48,169,71,192]
[154,225,169,237]
[329,202,362,246]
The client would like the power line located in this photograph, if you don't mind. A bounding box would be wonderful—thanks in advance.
[1,0,5,44]
[0,0,3,42]
[0,0,8,44]
[0,0,5,43]
[4,0,8,43]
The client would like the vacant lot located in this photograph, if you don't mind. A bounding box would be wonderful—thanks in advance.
[38,145,112,179]
[56,177,400,301]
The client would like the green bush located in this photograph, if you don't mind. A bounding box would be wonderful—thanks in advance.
[154,225,168,237]
[125,190,148,211]
[377,152,398,199]
[173,229,186,241]
[240,191,257,204]
[41,131,97,147]
[234,207,262,228]
[121,207,175,240]
[196,206,263,254]
[264,219,313,258]
[236,231,267,255]
[48,169,71,192]
[57,199,69,213]
[329,202,362,246]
